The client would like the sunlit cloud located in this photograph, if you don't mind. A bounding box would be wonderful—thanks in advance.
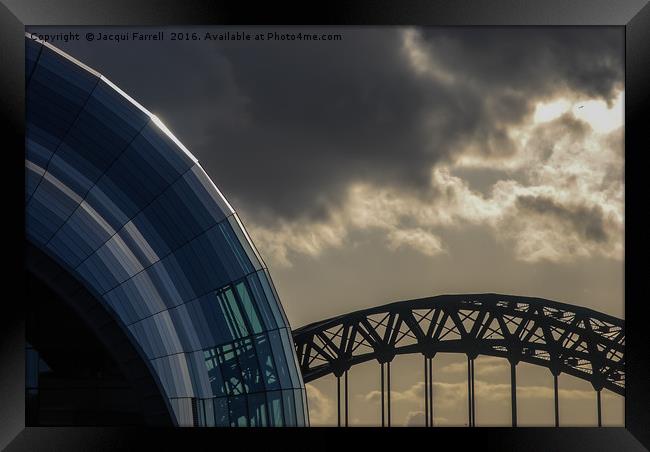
[363,381,424,404]
[404,410,426,427]
[401,28,456,85]
[238,30,623,268]
[534,98,572,123]
[533,91,623,134]
[305,383,334,425]
[572,91,624,134]
[386,228,446,257]
[361,379,615,413]
[247,218,347,267]
[246,93,623,268]
[440,356,509,376]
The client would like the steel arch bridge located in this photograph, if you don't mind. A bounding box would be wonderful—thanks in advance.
[292,294,624,427]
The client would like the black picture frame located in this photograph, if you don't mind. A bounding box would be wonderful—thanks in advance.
[1,1,648,450]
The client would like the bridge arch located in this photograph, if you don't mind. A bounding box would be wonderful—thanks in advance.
[293,294,624,427]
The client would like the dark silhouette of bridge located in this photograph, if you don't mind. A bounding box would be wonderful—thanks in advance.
[292,294,624,427]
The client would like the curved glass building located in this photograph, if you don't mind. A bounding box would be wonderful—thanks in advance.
[24,35,308,427]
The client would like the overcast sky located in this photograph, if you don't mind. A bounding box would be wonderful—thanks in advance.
[28,26,624,426]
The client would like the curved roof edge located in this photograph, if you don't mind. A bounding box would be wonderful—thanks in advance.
[294,293,624,332]
[24,32,270,269]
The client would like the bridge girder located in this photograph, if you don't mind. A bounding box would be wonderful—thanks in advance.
[292,294,624,396]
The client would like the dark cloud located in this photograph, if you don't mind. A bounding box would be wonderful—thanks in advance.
[526,112,592,161]
[515,195,609,243]
[601,127,625,188]
[419,28,623,104]
[29,26,623,223]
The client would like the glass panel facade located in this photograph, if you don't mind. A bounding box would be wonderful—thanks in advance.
[24,35,307,427]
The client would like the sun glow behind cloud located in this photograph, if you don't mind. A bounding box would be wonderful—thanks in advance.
[533,98,572,123]
[234,27,624,269]
[247,82,623,267]
[534,91,623,134]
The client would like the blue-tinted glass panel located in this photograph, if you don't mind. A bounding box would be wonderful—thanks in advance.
[279,328,303,389]
[193,294,230,345]
[128,311,183,359]
[150,354,194,399]
[25,124,58,171]
[173,232,227,298]
[253,333,281,391]
[293,388,306,426]
[214,397,229,426]
[281,390,297,426]
[216,287,248,340]
[204,348,227,397]
[113,218,161,269]
[47,200,116,268]
[247,393,268,427]
[138,121,194,177]
[82,180,131,232]
[137,179,210,253]
[256,270,287,329]
[102,285,140,325]
[227,214,263,271]
[170,398,194,426]
[245,272,278,330]
[43,80,150,219]
[124,211,170,263]
[267,330,292,389]
[27,171,83,244]
[45,151,93,200]
[184,165,231,222]
[27,46,98,145]
[228,396,248,427]
[75,249,119,294]
[196,398,206,426]
[235,338,264,394]
[235,280,263,334]
[218,220,255,276]
[146,255,197,307]
[204,225,249,283]
[25,152,45,199]
[202,398,215,427]
[215,343,244,396]
[168,310,203,357]
[266,390,285,427]
[262,269,291,326]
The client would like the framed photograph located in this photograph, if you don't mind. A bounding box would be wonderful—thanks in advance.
[1,1,648,450]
